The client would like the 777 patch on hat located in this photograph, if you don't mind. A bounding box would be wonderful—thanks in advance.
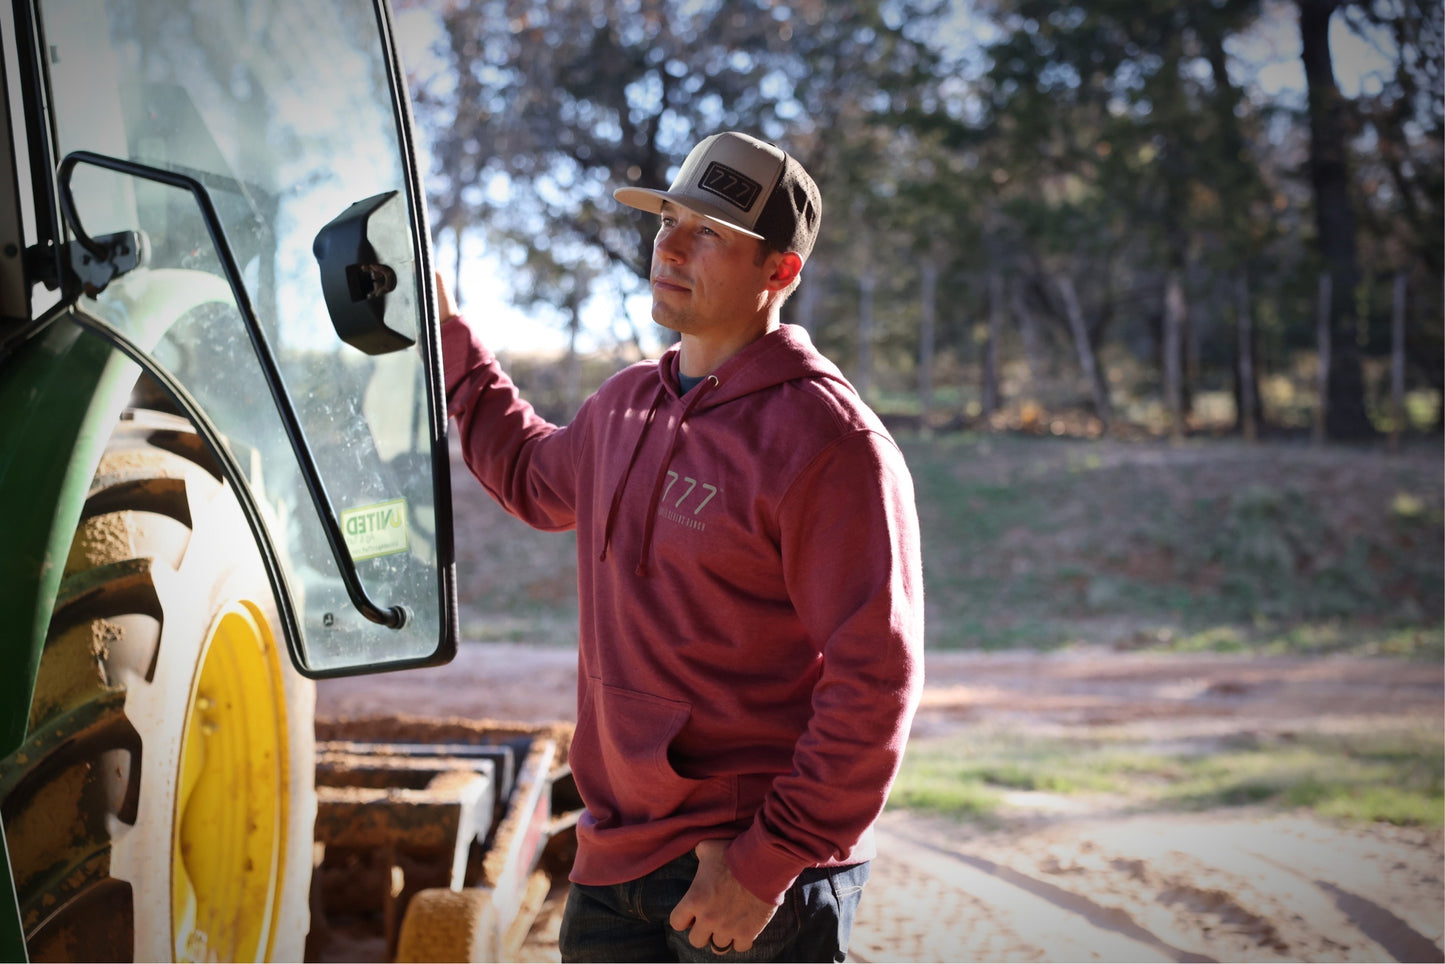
[699,161,762,211]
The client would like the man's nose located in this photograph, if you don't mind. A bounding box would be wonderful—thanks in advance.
[656,226,687,262]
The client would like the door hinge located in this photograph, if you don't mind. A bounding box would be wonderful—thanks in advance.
[24,230,147,296]
[68,229,149,295]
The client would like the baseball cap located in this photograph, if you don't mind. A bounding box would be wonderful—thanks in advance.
[614,131,822,260]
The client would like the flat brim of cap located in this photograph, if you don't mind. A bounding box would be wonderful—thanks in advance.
[613,187,766,241]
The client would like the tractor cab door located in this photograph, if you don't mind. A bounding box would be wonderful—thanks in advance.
[27,0,456,674]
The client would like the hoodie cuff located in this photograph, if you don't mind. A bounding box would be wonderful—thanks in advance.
[724,827,804,907]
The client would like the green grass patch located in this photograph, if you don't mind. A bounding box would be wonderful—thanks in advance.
[896,434,1444,653]
[456,431,1444,656]
[886,770,1005,821]
[891,727,1444,829]
[888,734,1136,822]
[1135,621,1445,660]
[1161,730,1444,826]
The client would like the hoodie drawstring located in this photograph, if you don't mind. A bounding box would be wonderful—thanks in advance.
[599,384,667,564]
[598,374,719,576]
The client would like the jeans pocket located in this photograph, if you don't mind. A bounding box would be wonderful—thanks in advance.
[827,862,870,960]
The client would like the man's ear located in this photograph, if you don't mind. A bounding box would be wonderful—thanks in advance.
[769,252,803,291]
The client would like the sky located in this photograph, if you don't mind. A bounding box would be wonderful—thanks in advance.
[395,2,1400,357]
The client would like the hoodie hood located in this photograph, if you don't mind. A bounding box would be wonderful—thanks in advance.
[600,324,856,576]
[659,323,853,409]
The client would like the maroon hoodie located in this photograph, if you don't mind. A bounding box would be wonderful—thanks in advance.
[443,316,924,905]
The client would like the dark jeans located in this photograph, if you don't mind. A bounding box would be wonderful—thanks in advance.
[559,852,870,963]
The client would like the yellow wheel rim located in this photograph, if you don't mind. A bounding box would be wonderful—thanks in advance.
[172,601,290,962]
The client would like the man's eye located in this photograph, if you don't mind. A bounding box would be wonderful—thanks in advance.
[699,225,717,237]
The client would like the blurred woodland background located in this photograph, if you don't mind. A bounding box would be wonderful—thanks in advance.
[402,0,1441,443]
[409,2,1442,841]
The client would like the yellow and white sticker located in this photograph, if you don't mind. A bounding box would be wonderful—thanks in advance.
[340,498,409,560]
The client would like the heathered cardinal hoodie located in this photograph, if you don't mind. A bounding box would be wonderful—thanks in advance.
[443,316,924,906]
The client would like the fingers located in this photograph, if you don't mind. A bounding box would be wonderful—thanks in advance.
[670,886,749,954]
[688,926,749,955]
[668,900,696,936]
[671,907,756,955]
[670,838,768,955]
[433,269,459,321]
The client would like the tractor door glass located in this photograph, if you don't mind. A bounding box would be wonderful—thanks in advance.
[38,0,455,674]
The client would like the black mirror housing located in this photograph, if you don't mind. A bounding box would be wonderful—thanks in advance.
[313,191,417,355]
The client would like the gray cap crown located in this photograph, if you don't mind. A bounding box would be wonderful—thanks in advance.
[614,131,821,260]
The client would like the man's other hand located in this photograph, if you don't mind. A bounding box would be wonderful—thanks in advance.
[668,839,777,955]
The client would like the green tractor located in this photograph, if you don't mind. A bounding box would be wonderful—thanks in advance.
[0,0,473,958]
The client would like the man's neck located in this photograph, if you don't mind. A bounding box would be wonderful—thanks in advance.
[678,317,781,378]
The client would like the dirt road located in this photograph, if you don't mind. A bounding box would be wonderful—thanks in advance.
[316,643,1444,962]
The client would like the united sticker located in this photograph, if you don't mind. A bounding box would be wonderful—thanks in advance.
[340,498,409,560]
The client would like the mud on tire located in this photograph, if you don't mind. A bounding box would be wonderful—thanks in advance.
[0,410,315,962]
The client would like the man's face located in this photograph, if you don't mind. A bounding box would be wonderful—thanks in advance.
[649,202,776,337]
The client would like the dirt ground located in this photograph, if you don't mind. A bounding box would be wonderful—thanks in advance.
[316,642,1445,963]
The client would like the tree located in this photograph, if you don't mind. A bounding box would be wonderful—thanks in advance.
[1193,0,1272,435]
[419,0,946,361]
[406,0,1438,436]
[1298,0,1374,439]
[973,0,1273,432]
[1340,0,1444,425]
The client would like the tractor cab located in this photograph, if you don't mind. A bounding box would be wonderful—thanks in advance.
[1,2,471,959]
[1,0,456,681]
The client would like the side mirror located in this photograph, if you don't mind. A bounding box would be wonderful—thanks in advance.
[313,191,417,354]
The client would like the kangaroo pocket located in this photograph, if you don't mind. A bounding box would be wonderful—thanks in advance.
[572,679,736,828]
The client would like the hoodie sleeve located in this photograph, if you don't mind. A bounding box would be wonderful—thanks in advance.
[724,429,925,904]
[442,314,579,531]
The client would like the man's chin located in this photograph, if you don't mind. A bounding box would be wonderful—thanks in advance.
[652,307,689,335]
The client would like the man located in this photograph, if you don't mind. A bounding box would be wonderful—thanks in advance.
[439,131,923,962]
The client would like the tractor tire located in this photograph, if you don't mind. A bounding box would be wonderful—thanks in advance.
[0,409,316,962]
[395,887,501,963]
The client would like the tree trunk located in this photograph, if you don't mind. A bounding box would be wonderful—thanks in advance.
[1012,277,1043,381]
[1314,272,1332,445]
[856,267,875,400]
[1299,0,1374,439]
[982,271,1003,419]
[1163,269,1186,441]
[919,256,938,431]
[565,296,582,416]
[1235,273,1259,442]
[792,269,821,337]
[618,310,648,361]
[1390,270,1407,452]
[1186,296,1201,414]
[1201,8,1261,237]
[1056,275,1112,425]
[453,223,465,305]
